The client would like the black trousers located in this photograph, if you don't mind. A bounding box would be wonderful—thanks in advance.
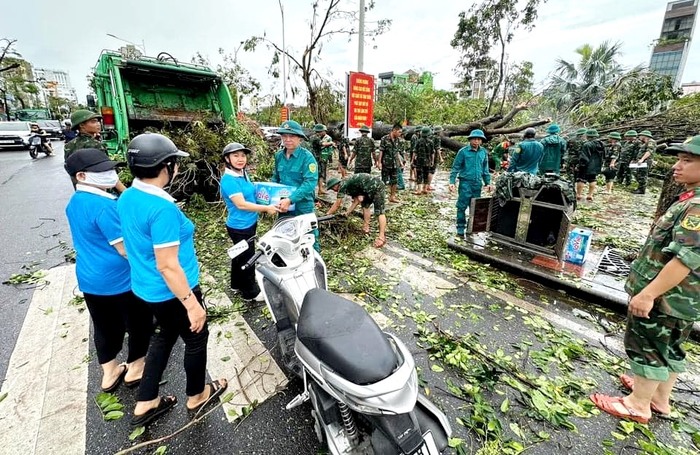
[227,224,261,299]
[137,287,209,401]
[83,290,153,365]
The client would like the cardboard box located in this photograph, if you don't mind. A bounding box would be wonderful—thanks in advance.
[564,228,593,265]
[254,182,296,211]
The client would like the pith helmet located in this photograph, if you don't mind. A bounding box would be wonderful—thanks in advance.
[639,130,653,138]
[665,135,700,156]
[70,109,102,129]
[277,120,307,139]
[575,128,587,135]
[624,130,638,137]
[325,177,342,190]
[546,124,561,134]
[313,123,327,132]
[585,129,599,137]
[421,127,432,136]
[607,132,622,140]
[468,129,486,140]
[359,125,370,133]
[222,142,252,157]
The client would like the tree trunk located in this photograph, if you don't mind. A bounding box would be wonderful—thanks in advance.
[654,170,685,220]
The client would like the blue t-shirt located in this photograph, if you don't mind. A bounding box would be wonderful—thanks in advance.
[117,180,200,303]
[65,185,131,295]
[221,169,258,229]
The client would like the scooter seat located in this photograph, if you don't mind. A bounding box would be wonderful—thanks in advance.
[297,288,397,385]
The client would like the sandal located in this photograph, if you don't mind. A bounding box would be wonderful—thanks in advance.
[102,364,128,393]
[374,237,387,248]
[362,225,371,235]
[619,375,674,418]
[187,379,229,415]
[131,396,177,427]
[590,393,649,424]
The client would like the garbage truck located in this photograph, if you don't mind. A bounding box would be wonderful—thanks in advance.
[92,49,236,156]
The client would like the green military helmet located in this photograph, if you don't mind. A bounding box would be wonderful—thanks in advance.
[575,127,587,136]
[639,130,653,138]
[665,135,700,156]
[278,120,308,139]
[313,123,327,132]
[421,126,432,136]
[607,132,622,140]
[70,109,102,130]
[433,125,443,133]
[359,124,370,133]
[546,124,561,134]
[326,176,342,190]
[585,128,599,137]
[624,130,638,137]
[468,129,486,140]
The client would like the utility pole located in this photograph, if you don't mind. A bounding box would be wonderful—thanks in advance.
[279,0,287,107]
[358,0,365,72]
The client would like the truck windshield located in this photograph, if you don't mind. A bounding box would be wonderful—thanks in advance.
[0,122,30,131]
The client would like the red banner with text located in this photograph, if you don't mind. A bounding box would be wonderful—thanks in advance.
[345,72,375,138]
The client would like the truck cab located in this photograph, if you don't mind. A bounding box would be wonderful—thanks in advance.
[92,50,236,156]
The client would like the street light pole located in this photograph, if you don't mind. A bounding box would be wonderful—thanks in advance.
[278,0,287,107]
[358,0,365,72]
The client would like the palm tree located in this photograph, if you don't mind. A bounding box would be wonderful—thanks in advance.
[547,41,626,112]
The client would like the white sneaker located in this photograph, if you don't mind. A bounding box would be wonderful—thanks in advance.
[249,292,265,302]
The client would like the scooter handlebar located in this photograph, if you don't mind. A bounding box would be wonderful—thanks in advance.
[241,250,264,271]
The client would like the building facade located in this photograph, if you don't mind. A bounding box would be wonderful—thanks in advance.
[32,68,78,104]
[649,0,698,88]
[377,70,433,98]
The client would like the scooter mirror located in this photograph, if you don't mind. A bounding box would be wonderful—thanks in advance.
[227,239,250,259]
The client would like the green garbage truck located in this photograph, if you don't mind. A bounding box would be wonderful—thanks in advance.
[92,50,236,156]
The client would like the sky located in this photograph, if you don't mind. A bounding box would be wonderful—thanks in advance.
[2,0,699,107]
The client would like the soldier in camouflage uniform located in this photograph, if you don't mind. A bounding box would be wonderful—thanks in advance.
[335,134,350,179]
[326,174,388,248]
[310,124,335,195]
[603,132,622,193]
[590,135,700,424]
[565,127,587,182]
[347,125,376,174]
[412,127,435,195]
[409,125,422,181]
[396,128,409,191]
[616,130,640,186]
[379,123,404,203]
[633,130,656,195]
[427,126,444,191]
[64,109,126,193]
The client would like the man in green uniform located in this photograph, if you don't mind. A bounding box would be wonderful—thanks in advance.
[633,130,657,195]
[379,123,404,203]
[590,135,700,424]
[508,128,544,174]
[449,129,492,237]
[272,120,320,250]
[396,127,409,191]
[64,109,126,193]
[603,132,622,193]
[335,134,350,179]
[427,126,444,191]
[326,174,388,248]
[565,127,587,182]
[409,125,422,181]
[617,130,640,186]
[347,125,376,174]
[577,129,605,201]
[412,127,435,195]
[310,124,334,195]
[539,123,567,175]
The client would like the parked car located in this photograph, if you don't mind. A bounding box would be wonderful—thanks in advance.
[36,120,63,139]
[0,121,32,150]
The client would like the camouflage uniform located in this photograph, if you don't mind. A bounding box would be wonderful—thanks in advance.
[311,133,334,182]
[353,135,376,174]
[635,138,657,193]
[565,133,585,181]
[413,135,435,185]
[616,138,640,185]
[337,173,387,215]
[63,133,107,161]
[603,141,621,182]
[379,134,402,185]
[430,131,441,175]
[624,187,700,380]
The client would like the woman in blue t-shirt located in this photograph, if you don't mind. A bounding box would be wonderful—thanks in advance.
[221,142,279,301]
[64,148,153,393]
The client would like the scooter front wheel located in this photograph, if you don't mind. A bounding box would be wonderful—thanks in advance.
[29,147,38,159]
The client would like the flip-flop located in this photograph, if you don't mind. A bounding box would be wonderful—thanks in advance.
[374,237,387,249]
[130,396,177,427]
[590,393,650,424]
[124,378,142,389]
[102,364,128,393]
[619,374,674,418]
[187,379,229,415]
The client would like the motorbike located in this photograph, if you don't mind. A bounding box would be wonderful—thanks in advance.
[28,133,51,159]
[230,213,451,455]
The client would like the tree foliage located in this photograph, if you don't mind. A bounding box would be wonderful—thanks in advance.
[451,0,545,115]
[375,87,487,126]
[245,0,390,124]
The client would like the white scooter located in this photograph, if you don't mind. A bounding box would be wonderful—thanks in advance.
[230,213,451,455]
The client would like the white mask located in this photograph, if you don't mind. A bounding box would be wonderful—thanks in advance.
[81,170,119,188]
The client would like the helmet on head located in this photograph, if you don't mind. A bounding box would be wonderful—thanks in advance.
[70,109,102,129]
[607,132,622,140]
[585,129,599,138]
[222,142,252,157]
[325,177,342,190]
[30,122,39,128]
[665,135,700,156]
[524,128,536,138]
[546,124,560,134]
[575,128,587,136]
[313,123,327,132]
[277,120,307,140]
[639,130,653,138]
[64,148,118,177]
[468,129,486,140]
[359,124,370,133]
[127,133,189,168]
[624,130,638,137]
[64,120,71,126]
[421,126,432,136]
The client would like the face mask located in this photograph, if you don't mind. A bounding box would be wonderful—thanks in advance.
[81,170,119,188]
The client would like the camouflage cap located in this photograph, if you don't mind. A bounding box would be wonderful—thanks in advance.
[575,127,587,135]
[624,130,638,137]
[665,135,700,156]
[607,132,622,140]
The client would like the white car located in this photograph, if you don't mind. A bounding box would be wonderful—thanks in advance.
[0,121,32,150]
